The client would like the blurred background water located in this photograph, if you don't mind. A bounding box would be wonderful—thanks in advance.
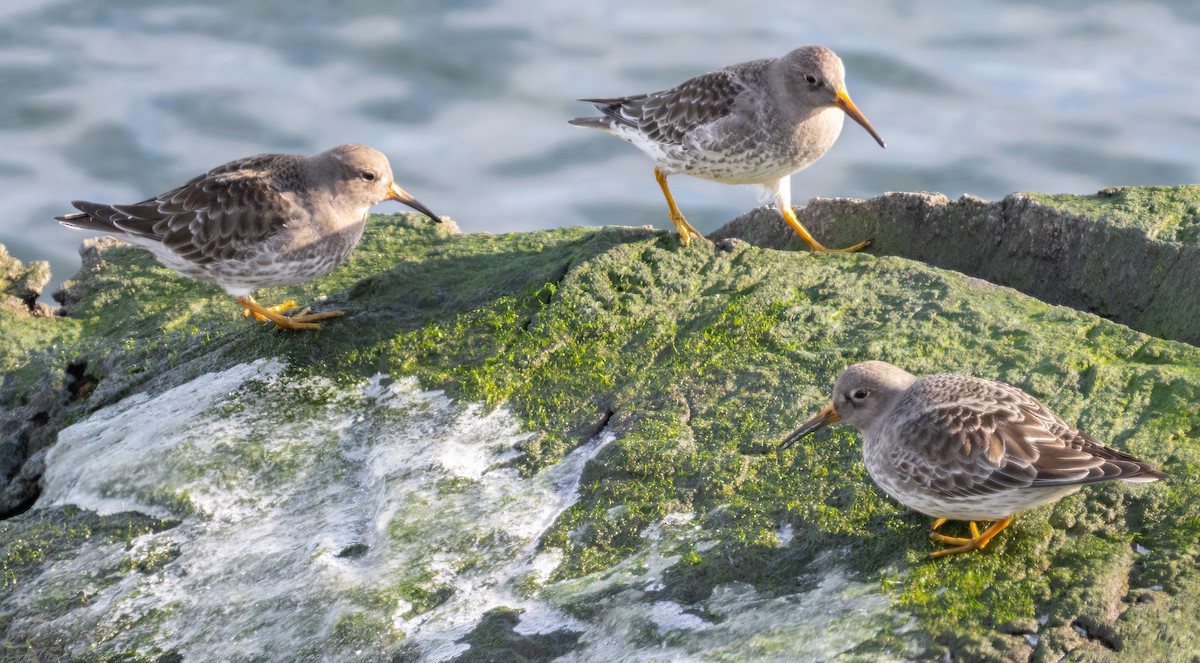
[3,0,1199,291]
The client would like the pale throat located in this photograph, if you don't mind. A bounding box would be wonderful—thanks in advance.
[794,106,845,152]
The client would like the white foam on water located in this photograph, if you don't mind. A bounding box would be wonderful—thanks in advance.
[647,601,712,632]
[393,429,614,662]
[40,358,286,518]
[19,362,906,661]
[525,517,903,663]
[23,363,615,661]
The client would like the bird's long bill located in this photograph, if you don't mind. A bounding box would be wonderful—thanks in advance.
[779,402,841,450]
[388,182,442,223]
[834,89,887,149]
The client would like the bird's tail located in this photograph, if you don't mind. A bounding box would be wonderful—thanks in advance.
[1119,464,1167,482]
[567,116,614,130]
[569,96,645,131]
[56,202,121,233]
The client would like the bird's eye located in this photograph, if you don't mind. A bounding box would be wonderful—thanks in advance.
[804,74,819,85]
[359,171,377,182]
[851,388,870,401]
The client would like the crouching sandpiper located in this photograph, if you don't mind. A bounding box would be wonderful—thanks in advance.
[782,361,1165,558]
[57,144,440,330]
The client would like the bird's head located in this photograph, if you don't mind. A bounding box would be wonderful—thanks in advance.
[780,360,915,449]
[321,144,441,222]
[779,46,886,149]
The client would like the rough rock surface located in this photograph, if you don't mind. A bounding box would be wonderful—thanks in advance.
[0,246,62,518]
[0,190,1197,662]
[0,244,51,317]
[714,186,1200,345]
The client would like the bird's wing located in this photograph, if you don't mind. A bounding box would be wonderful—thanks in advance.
[886,376,1161,499]
[581,68,747,146]
[59,154,300,265]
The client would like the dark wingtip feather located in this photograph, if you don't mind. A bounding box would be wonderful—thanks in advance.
[567,116,612,129]
[1118,462,1166,482]
[1029,431,1166,487]
[56,211,109,231]
[55,201,90,223]
[1087,448,1165,485]
[1087,438,1166,483]
[55,200,126,233]
[578,96,637,105]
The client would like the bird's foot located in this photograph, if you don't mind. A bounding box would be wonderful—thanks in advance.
[243,299,300,322]
[288,308,345,324]
[237,296,344,331]
[930,521,981,546]
[779,207,871,253]
[670,213,708,247]
[653,166,708,248]
[928,517,1013,559]
[809,238,873,253]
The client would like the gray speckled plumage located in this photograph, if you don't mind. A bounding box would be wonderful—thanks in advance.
[783,361,1164,543]
[57,144,439,298]
[574,50,837,183]
[570,46,885,250]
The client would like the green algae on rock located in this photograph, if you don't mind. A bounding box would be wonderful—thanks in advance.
[0,244,79,518]
[0,199,1198,661]
[713,186,1200,347]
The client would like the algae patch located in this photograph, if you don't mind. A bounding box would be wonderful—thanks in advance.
[4,207,1200,661]
[1027,185,1200,244]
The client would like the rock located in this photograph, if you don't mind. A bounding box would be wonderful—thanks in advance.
[0,198,1197,661]
[0,244,52,316]
[52,235,126,313]
[711,186,1200,345]
[0,247,74,518]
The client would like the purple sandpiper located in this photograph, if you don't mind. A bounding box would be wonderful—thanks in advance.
[570,45,885,250]
[57,144,439,330]
[782,361,1165,558]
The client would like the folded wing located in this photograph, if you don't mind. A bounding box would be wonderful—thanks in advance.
[57,154,300,266]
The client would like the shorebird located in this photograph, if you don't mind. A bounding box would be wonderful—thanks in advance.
[57,144,439,330]
[570,45,885,250]
[782,361,1165,558]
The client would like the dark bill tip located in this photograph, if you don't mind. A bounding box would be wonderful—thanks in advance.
[779,402,840,451]
[388,182,442,223]
[834,89,886,149]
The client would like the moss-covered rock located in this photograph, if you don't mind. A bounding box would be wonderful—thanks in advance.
[0,188,1198,661]
[0,245,76,517]
[0,244,51,317]
[714,186,1200,346]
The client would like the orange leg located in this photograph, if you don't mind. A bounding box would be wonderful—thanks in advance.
[236,295,344,331]
[928,517,1013,559]
[653,167,705,247]
[779,206,871,253]
[243,299,301,323]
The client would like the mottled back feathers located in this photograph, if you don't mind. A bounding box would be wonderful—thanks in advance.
[59,154,304,266]
[884,374,1164,502]
[810,361,1165,521]
[572,66,752,146]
